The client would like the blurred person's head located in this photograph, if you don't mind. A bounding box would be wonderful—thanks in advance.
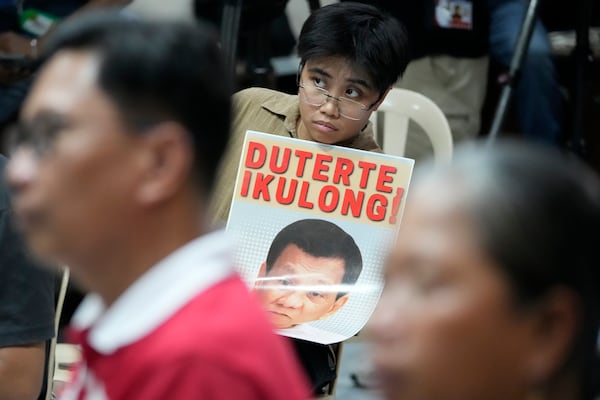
[255,219,363,329]
[295,2,409,145]
[5,13,230,303]
[368,141,600,400]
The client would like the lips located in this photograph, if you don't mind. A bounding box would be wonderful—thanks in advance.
[268,310,290,319]
[13,207,46,235]
[11,201,39,231]
[313,120,337,133]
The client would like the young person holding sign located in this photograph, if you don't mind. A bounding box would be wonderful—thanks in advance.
[209,3,411,396]
[210,2,410,224]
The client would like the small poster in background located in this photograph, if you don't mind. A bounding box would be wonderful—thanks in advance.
[435,0,473,30]
[226,131,414,344]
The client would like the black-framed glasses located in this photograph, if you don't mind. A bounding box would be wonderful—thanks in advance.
[298,82,372,121]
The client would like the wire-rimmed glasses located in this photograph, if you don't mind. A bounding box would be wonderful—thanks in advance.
[298,82,371,121]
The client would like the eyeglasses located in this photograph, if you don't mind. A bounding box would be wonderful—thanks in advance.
[4,113,159,157]
[298,82,371,121]
[3,113,68,157]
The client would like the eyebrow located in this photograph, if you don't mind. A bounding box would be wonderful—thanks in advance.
[307,67,373,91]
[275,263,338,286]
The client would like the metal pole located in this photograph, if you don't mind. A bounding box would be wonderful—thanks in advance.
[221,0,243,88]
[488,0,541,141]
[568,0,592,156]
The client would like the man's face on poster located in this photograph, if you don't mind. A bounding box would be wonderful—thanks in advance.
[255,244,349,329]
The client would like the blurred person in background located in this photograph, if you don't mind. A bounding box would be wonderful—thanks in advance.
[368,141,600,400]
[0,154,55,400]
[0,0,133,132]
[343,0,563,157]
[486,0,563,144]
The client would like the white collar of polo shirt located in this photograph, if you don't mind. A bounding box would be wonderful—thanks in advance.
[71,229,235,355]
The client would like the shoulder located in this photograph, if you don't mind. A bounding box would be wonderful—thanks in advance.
[118,338,309,400]
[233,87,292,113]
[137,277,285,356]
[118,277,309,397]
[230,87,296,138]
[234,87,288,103]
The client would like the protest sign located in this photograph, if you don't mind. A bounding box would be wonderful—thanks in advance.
[227,131,414,344]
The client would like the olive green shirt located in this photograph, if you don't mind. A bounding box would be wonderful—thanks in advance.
[209,87,381,225]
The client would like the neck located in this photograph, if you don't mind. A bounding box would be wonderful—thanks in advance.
[72,195,208,307]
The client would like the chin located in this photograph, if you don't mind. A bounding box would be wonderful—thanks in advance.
[30,247,64,270]
[273,322,293,329]
[311,134,340,145]
[34,247,63,265]
[26,236,67,267]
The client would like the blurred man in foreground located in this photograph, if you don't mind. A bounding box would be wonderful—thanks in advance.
[5,13,309,400]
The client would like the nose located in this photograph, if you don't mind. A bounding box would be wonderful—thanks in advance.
[277,290,304,309]
[6,148,40,196]
[319,94,340,118]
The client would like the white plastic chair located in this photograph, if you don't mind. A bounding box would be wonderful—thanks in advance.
[371,87,453,162]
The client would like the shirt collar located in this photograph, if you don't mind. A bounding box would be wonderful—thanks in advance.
[261,93,301,137]
[71,229,234,354]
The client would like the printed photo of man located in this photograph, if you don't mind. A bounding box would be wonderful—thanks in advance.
[254,219,362,342]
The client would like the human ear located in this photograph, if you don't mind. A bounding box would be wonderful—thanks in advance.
[320,294,349,320]
[521,287,579,386]
[254,262,268,289]
[296,62,305,88]
[134,122,193,206]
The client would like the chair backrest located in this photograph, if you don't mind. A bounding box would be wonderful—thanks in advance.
[370,88,453,163]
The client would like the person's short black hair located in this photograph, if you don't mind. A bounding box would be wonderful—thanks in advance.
[297,2,409,95]
[266,219,363,297]
[40,11,231,192]
[420,140,600,400]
